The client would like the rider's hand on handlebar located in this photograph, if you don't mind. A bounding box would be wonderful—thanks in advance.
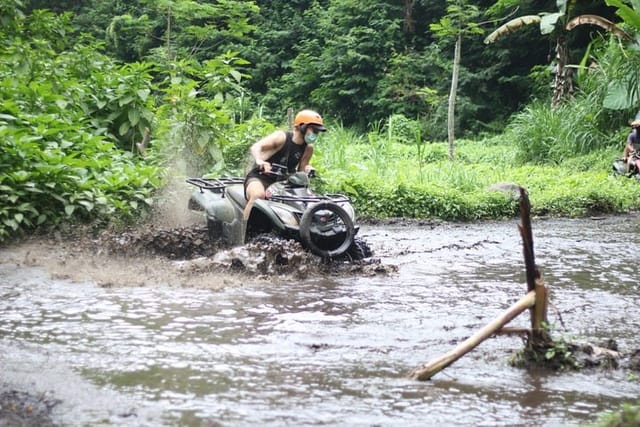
[258,161,272,174]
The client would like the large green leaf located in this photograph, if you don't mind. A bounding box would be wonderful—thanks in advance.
[484,16,542,44]
[136,89,150,101]
[128,108,140,126]
[118,121,130,136]
[540,12,564,35]
[603,80,639,110]
[606,0,640,31]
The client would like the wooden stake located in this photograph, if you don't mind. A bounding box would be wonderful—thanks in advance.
[517,186,550,345]
[532,275,549,343]
[408,290,536,381]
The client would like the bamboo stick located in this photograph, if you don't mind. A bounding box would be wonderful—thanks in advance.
[408,290,536,381]
[532,275,549,343]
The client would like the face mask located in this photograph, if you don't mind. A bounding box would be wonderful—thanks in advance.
[304,131,318,144]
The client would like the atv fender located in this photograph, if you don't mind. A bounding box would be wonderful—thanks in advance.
[613,158,628,175]
[189,190,244,245]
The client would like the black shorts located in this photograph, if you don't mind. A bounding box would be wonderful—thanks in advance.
[244,169,276,199]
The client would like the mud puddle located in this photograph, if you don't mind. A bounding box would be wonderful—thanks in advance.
[1,216,640,426]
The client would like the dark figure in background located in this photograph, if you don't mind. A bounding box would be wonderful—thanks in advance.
[623,119,640,173]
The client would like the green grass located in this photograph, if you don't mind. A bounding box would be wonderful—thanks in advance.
[312,128,640,221]
[591,401,640,427]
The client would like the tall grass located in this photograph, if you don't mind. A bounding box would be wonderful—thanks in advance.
[503,37,639,166]
[505,99,613,164]
[313,121,366,180]
[313,115,640,220]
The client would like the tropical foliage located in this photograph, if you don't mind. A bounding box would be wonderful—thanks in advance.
[0,9,161,241]
[0,1,264,241]
[311,127,640,220]
[3,0,640,243]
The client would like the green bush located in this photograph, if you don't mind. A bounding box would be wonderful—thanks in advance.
[0,124,159,242]
[0,8,160,242]
[594,402,640,427]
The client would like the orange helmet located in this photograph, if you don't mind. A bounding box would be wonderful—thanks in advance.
[294,109,326,131]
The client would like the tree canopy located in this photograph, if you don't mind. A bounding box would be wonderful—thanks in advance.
[19,0,586,135]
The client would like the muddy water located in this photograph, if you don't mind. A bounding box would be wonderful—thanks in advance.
[1,215,639,426]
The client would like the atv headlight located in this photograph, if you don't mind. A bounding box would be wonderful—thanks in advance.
[271,205,299,226]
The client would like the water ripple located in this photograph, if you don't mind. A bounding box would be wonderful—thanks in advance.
[1,217,640,426]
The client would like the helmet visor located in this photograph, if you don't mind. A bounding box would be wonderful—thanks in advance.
[309,123,326,132]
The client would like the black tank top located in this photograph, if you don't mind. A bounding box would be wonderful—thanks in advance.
[265,131,307,173]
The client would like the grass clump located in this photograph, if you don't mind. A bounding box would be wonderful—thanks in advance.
[593,403,640,427]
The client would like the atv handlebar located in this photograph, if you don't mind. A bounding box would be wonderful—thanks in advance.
[262,163,318,180]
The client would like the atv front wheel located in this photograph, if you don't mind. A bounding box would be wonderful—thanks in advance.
[299,202,355,258]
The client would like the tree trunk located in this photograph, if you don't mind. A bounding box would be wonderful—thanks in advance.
[166,9,172,62]
[447,34,461,161]
[552,36,573,107]
[403,0,415,33]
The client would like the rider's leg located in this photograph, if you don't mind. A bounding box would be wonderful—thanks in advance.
[243,179,266,221]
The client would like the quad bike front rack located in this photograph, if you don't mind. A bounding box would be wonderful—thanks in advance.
[186,177,244,196]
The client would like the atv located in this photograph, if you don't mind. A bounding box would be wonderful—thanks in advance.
[186,164,372,260]
[613,158,640,180]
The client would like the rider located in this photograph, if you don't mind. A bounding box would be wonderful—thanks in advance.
[243,109,326,221]
[623,119,640,173]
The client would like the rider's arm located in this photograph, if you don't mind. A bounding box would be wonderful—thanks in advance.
[298,144,314,173]
[250,130,287,169]
[626,131,639,160]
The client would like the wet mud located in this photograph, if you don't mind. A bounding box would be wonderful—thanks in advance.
[0,222,392,290]
[0,388,60,427]
[0,223,393,426]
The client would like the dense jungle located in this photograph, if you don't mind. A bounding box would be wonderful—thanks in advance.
[5,0,640,243]
[2,0,640,425]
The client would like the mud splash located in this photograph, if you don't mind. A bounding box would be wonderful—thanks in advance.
[0,224,391,289]
[0,169,393,288]
[0,388,60,427]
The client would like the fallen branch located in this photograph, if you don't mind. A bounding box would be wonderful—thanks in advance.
[408,290,536,381]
